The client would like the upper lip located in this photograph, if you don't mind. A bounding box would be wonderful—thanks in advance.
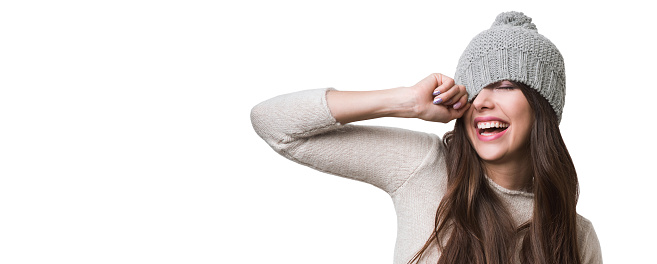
[473,116,510,128]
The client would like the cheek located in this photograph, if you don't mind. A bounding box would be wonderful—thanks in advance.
[497,94,533,143]
[509,103,534,142]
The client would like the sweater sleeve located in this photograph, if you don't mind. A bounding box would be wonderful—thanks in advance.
[578,216,603,264]
[250,88,442,195]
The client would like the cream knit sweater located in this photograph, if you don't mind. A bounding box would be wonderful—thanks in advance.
[251,88,602,263]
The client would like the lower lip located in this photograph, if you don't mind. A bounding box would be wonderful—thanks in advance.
[476,127,509,142]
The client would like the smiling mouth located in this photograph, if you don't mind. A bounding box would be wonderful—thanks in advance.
[476,121,510,136]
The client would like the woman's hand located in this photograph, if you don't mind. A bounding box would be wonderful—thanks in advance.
[410,73,470,123]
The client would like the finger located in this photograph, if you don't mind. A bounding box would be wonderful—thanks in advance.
[446,100,471,120]
[444,85,468,105]
[433,84,461,105]
[431,74,455,96]
[451,93,469,110]
[452,102,471,118]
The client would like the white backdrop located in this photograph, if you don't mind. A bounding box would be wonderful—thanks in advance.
[1,0,655,263]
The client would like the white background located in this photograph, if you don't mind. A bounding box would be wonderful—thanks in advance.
[1,0,655,263]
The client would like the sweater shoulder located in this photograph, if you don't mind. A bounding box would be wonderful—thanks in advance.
[577,214,603,264]
[389,131,446,196]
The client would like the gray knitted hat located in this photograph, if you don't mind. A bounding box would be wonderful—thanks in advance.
[454,11,565,122]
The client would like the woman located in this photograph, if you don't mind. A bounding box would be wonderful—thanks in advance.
[251,11,602,263]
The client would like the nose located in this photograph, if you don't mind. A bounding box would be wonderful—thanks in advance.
[472,89,494,112]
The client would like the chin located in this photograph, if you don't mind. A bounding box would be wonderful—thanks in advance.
[474,148,507,162]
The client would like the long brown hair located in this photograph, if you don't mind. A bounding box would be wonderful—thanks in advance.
[409,82,580,264]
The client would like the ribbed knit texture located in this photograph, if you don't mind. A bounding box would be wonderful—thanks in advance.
[251,88,602,263]
[454,11,566,122]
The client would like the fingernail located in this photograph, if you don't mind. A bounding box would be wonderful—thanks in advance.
[453,102,462,109]
[433,91,441,96]
[433,98,443,105]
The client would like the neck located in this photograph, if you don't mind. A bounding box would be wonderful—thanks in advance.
[483,156,533,191]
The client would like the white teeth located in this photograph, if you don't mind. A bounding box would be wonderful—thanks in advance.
[476,121,509,129]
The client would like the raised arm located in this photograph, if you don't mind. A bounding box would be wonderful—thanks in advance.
[327,73,470,124]
[251,74,469,194]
